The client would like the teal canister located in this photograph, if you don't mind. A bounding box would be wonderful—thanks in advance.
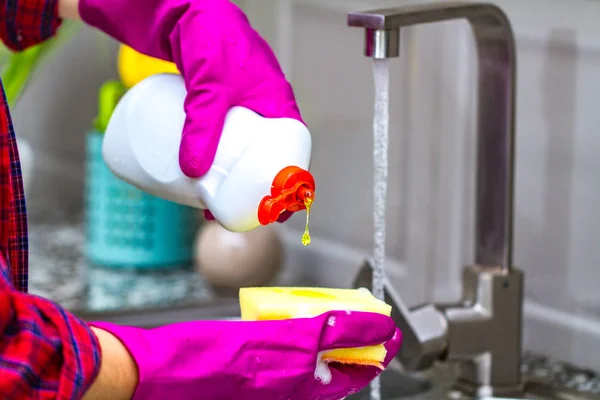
[84,80,199,269]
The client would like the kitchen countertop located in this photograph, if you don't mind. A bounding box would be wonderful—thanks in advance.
[28,218,214,312]
[27,219,600,398]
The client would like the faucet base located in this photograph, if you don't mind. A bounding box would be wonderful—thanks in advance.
[444,265,524,394]
[353,261,525,395]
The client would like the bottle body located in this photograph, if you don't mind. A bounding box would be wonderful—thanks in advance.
[102,73,312,232]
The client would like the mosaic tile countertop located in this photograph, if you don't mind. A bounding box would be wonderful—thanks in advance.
[27,219,600,397]
[28,219,214,312]
[521,353,600,395]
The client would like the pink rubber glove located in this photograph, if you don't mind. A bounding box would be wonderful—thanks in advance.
[203,209,293,223]
[80,0,302,179]
[91,311,401,400]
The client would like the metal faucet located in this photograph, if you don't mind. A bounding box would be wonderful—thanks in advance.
[348,2,524,398]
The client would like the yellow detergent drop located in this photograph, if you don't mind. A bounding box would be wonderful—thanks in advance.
[301,197,313,246]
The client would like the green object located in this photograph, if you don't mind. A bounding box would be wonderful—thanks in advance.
[0,20,81,108]
[94,80,128,133]
[2,46,44,107]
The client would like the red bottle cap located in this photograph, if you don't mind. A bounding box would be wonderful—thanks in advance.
[258,166,315,226]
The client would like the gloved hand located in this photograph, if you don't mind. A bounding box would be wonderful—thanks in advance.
[80,0,302,179]
[90,311,401,400]
[203,209,293,223]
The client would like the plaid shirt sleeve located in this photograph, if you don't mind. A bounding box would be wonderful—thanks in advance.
[0,82,101,398]
[0,0,62,51]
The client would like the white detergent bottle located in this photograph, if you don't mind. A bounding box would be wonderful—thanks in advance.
[102,73,315,233]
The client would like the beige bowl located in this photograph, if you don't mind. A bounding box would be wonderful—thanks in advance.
[194,221,283,289]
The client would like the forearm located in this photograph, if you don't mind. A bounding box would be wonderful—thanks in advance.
[83,327,139,400]
[0,285,101,397]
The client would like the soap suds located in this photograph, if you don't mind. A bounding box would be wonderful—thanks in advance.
[327,316,336,327]
[314,351,332,385]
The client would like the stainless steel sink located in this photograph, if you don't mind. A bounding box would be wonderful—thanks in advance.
[28,217,599,400]
[345,364,600,400]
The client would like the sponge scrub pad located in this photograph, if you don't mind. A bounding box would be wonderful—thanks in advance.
[239,287,393,369]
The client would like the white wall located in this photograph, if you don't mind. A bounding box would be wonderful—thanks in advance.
[237,0,600,371]
[12,26,119,219]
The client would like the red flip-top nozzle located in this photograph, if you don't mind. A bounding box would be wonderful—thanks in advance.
[257,166,315,225]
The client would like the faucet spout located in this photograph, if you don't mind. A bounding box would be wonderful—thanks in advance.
[348,1,516,270]
[349,2,524,397]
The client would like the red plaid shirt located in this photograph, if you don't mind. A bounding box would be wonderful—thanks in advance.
[0,1,101,399]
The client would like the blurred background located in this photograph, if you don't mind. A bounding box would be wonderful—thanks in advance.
[5,0,600,388]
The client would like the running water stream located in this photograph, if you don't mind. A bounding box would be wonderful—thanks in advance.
[370,59,390,400]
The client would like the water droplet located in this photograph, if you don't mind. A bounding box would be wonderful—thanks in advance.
[327,316,336,327]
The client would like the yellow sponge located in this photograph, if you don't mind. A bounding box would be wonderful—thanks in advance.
[239,287,392,369]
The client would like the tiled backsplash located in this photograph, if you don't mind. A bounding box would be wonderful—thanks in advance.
[13,0,600,371]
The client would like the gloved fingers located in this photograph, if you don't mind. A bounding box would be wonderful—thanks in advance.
[203,209,216,221]
[317,311,396,352]
[179,85,230,178]
[204,209,291,223]
[382,327,402,368]
[237,78,303,124]
[311,363,381,399]
[314,328,402,397]
[316,328,402,398]
[276,210,294,223]
[311,365,357,398]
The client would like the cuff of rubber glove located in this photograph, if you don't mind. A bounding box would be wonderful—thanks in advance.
[88,322,153,399]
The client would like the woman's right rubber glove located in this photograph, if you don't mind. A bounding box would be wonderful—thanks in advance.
[79,0,303,179]
[203,209,293,223]
[90,311,401,400]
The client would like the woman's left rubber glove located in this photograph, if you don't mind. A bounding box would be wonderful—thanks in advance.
[79,0,302,178]
[90,311,402,400]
